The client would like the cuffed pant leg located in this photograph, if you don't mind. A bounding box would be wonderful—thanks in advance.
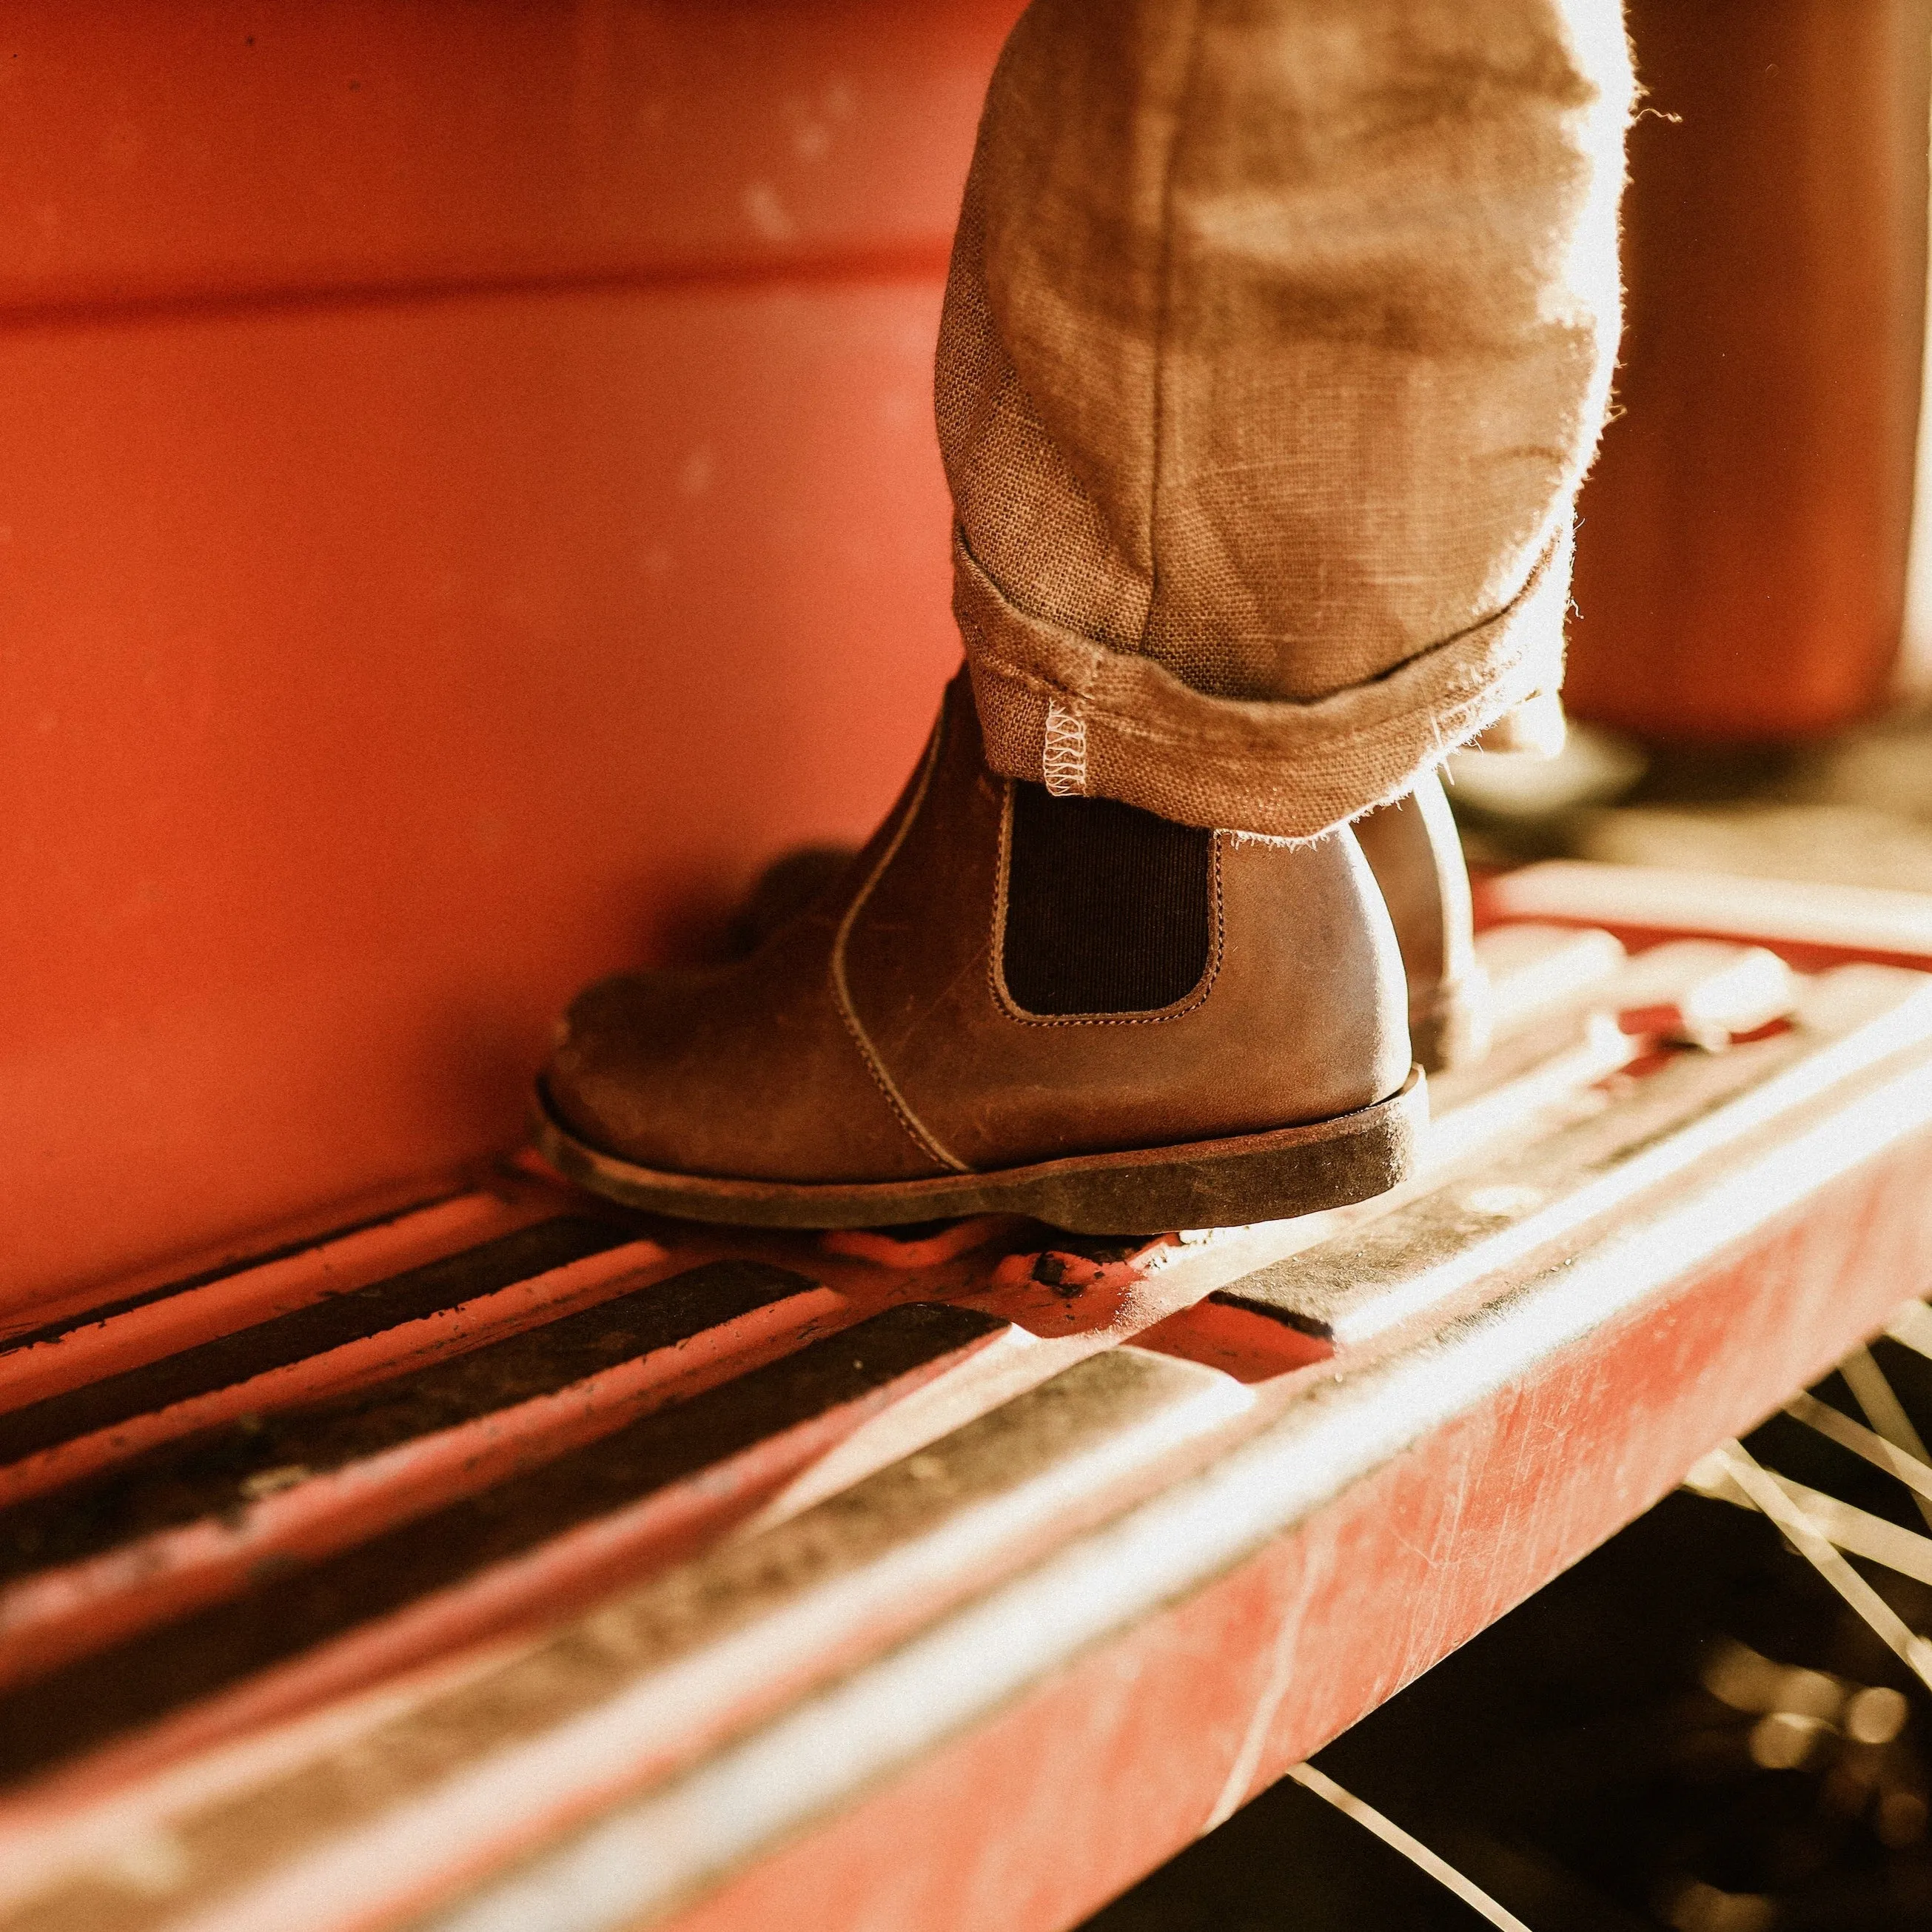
[936,0,1632,838]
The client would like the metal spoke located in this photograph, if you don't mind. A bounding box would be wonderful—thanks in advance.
[1711,1440,1932,1694]
[1684,1452,1932,1586]
[1784,1391,1932,1506]
[1838,1346,1932,1532]
[1287,1762,1534,1932]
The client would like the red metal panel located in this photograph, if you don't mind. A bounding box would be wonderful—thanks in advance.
[0,1,1022,315]
[1564,0,1930,741]
[2,0,1024,1320]
[654,1131,1932,1932]
[0,1191,551,1401]
[5,937,1923,1932]
[1,281,962,1307]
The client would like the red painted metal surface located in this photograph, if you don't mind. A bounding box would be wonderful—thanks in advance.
[0,1271,856,1688]
[0,2,1018,315]
[1563,0,1929,743]
[10,13,1932,1931]
[2,281,962,1312]
[7,1305,1013,1763]
[0,1193,1181,1815]
[665,1138,1932,1932]
[0,1190,538,1373]
[3,911,1928,1932]
[1,1,1024,1315]
[0,1230,676,1508]
[1476,861,1932,973]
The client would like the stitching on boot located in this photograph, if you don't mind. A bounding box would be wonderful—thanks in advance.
[1041,701,1088,796]
[831,719,971,1175]
[988,788,1225,1028]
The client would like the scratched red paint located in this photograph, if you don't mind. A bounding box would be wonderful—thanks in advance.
[0,1283,851,1692]
[0,1192,556,1415]
[658,1126,1932,1932]
[1,1321,1014,1814]
[0,1240,679,1511]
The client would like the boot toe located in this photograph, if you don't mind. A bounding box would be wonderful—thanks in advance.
[543,970,674,1164]
[540,953,928,1187]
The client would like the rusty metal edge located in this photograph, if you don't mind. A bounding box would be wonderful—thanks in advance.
[392,1033,1932,1932]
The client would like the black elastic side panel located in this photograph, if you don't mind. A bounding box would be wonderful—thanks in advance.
[1002,782,1213,1016]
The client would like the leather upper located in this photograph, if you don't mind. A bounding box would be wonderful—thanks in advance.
[546,671,1411,1184]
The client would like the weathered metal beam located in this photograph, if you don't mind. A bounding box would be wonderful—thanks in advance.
[3,888,1931,1932]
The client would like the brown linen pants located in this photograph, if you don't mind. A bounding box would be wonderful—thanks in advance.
[939,0,1633,840]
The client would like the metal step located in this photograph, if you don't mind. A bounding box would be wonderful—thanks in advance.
[6,869,1932,1932]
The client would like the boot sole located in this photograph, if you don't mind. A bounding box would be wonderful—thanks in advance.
[529,1067,1426,1236]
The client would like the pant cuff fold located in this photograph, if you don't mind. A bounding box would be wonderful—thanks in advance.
[953,529,1572,839]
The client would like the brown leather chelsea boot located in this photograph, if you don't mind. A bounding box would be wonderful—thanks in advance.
[534,673,1423,1234]
[1351,775,1492,1073]
[726,777,1490,1076]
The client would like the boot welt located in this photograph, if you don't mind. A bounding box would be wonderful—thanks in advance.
[529,1067,1426,1236]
